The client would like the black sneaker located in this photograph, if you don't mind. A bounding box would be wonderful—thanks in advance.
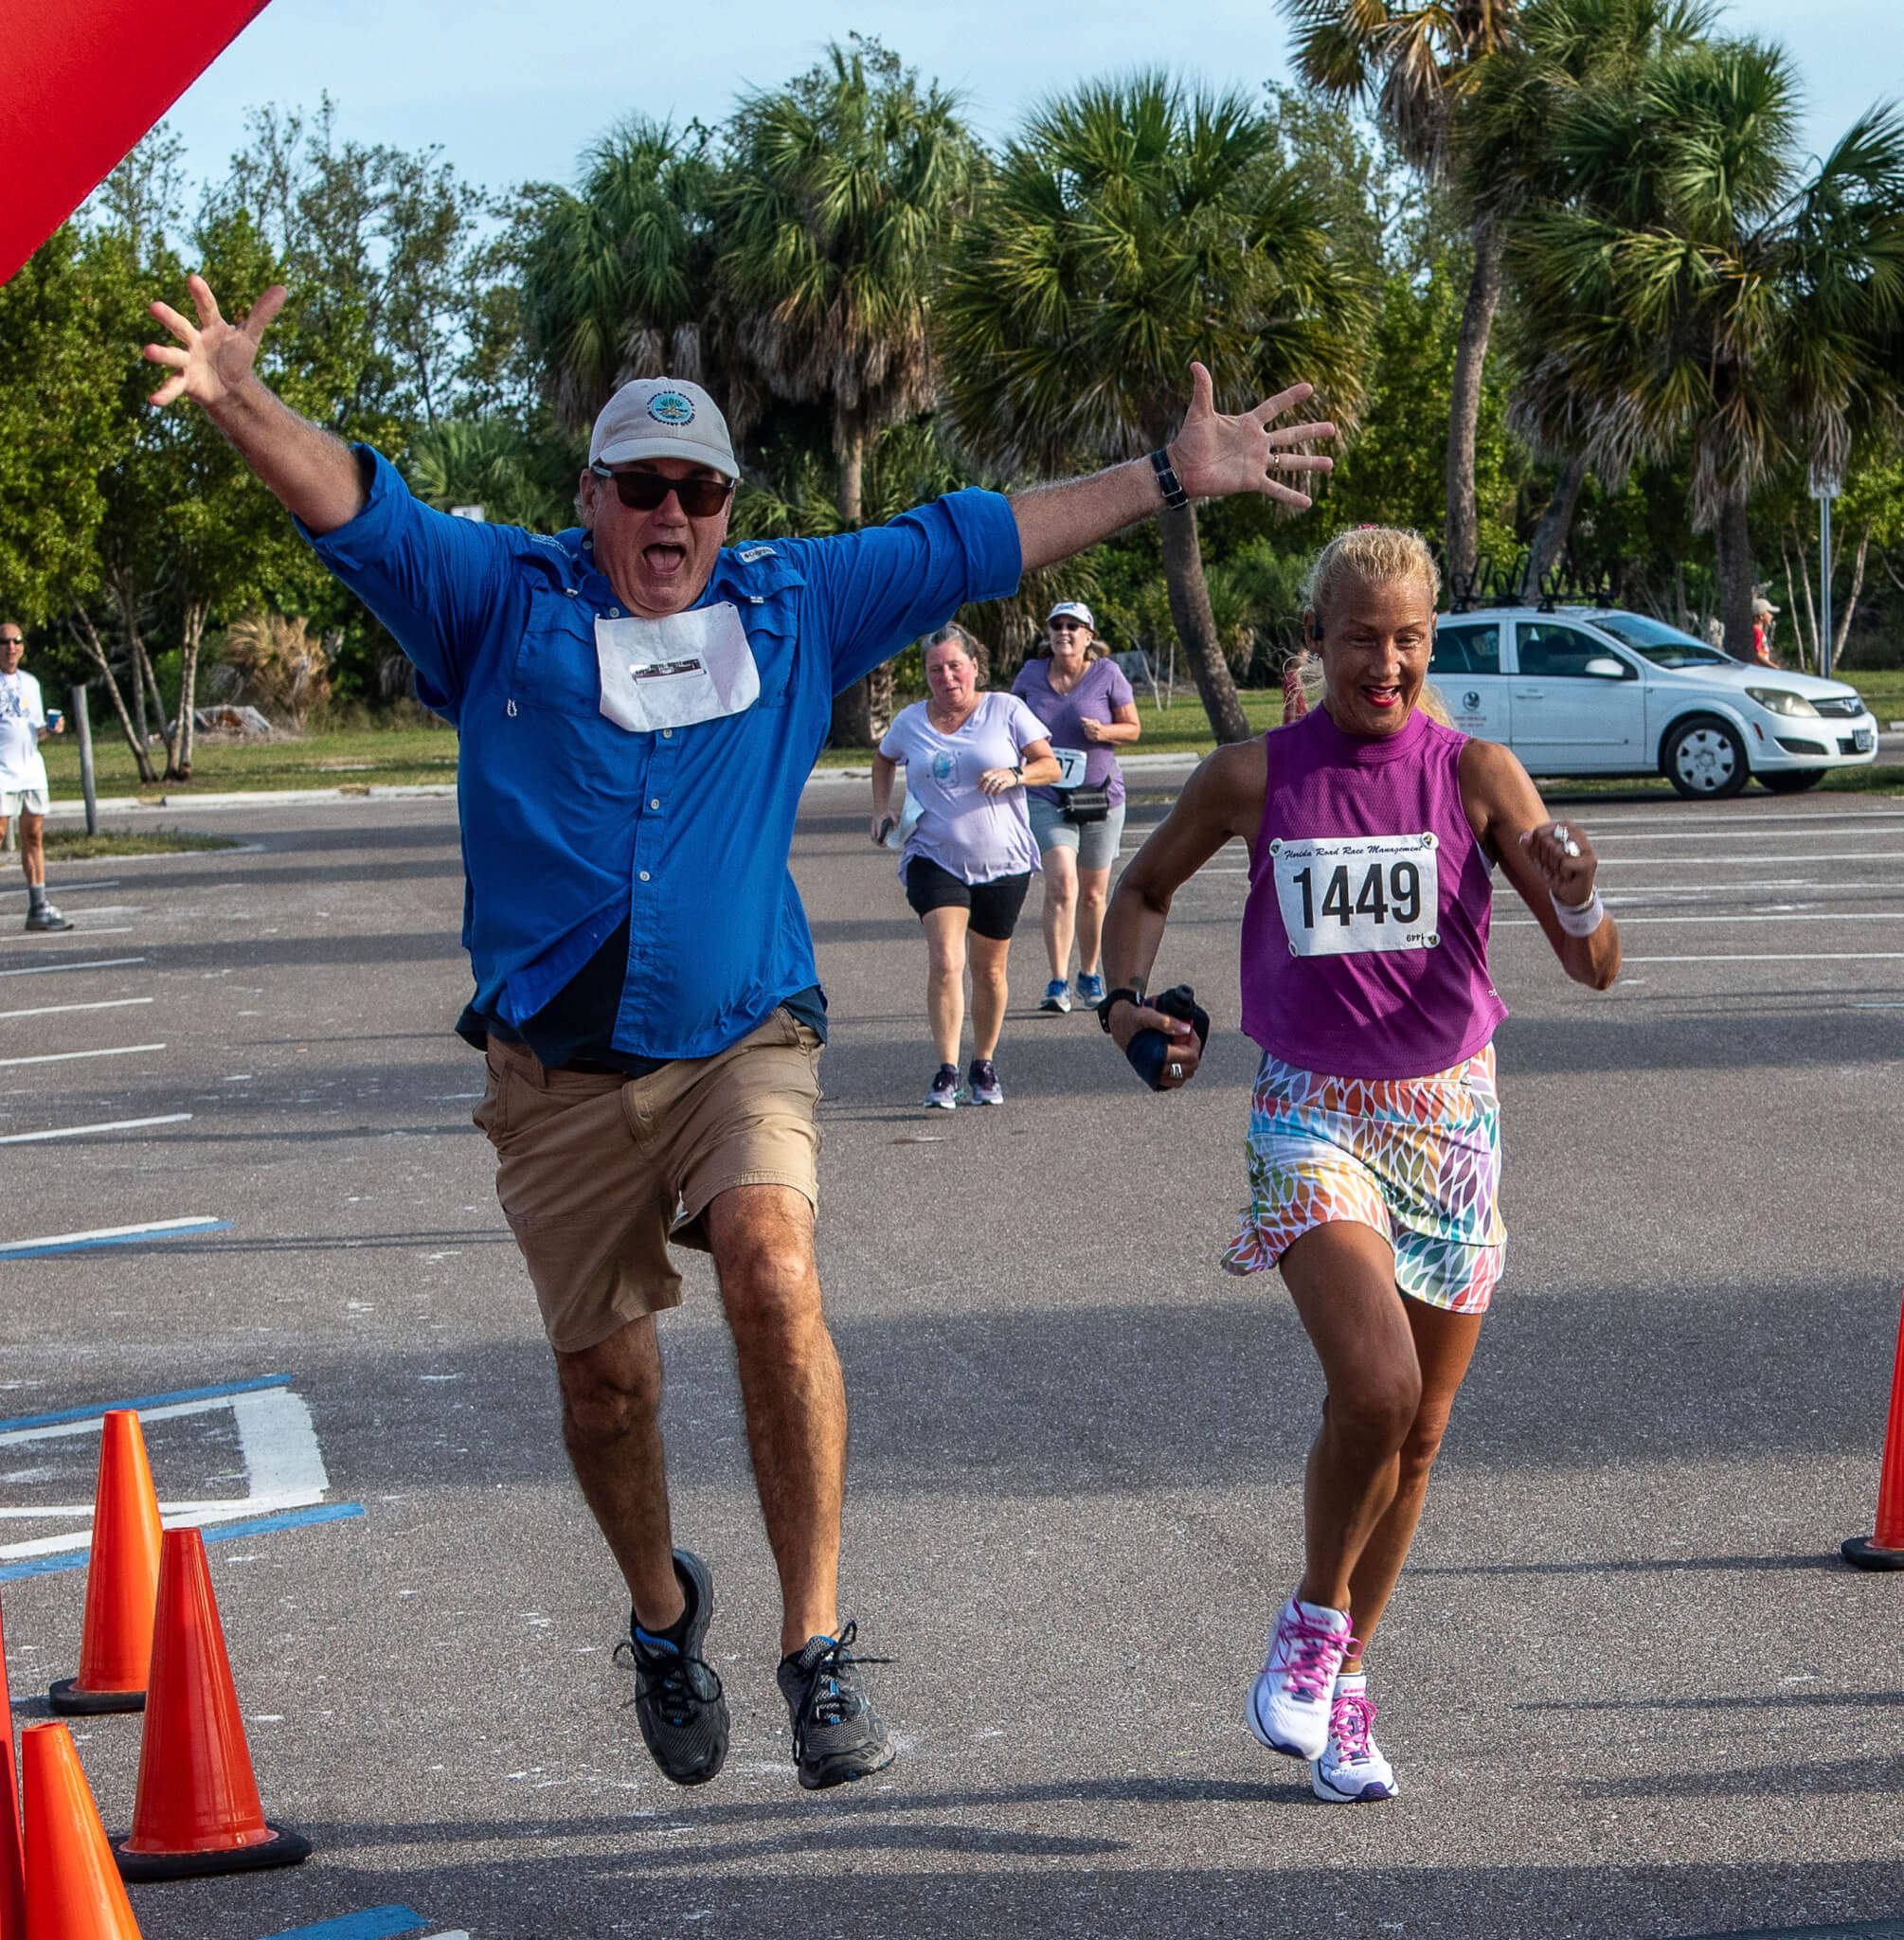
[776,1622,894,1790]
[617,1549,728,1787]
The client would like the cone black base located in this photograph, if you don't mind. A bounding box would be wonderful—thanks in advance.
[48,1677,144,1715]
[113,1822,311,1881]
[1841,1536,1904,1572]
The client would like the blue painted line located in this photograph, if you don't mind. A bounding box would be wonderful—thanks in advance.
[0,1373,292,1434]
[261,1908,428,1940]
[0,1502,365,1584]
[0,1219,231,1260]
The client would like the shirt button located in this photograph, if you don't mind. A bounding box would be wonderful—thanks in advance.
[608,607,621,617]
[638,871,651,882]
[661,728,673,739]
[649,798,660,809]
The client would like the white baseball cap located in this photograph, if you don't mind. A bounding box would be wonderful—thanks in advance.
[589,379,738,479]
[1047,601,1095,629]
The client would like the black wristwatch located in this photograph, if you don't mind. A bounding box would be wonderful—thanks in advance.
[1097,987,1144,1033]
[1149,448,1189,511]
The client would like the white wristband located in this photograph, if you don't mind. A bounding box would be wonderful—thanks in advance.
[1551,887,1606,937]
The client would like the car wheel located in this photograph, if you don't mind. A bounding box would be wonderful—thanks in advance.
[1758,768,1825,794]
[1663,715,1750,799]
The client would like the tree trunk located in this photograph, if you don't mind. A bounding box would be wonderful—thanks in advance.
[1518,454,1590,600]
[829,422,888,747]
[1445,214,1506,598]
[166,601,204,781]
[65,601,156,783]
[1782,531,1818,673]
[1158,501,1250,745]
[1714,493,1755,660]
[1833,524,1870,663]
[135,638,168,745]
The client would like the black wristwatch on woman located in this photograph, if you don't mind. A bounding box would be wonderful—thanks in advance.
[1096,987,1143,1033]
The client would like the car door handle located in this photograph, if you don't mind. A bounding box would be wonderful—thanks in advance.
[1512,689,1541,699]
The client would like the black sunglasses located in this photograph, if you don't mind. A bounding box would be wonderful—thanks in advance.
[590,463,733,518]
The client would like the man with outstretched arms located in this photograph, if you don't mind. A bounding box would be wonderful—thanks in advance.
[1097,526,1619,1805]
[145,273,1337,1792]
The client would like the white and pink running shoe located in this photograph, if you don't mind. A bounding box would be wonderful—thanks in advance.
[1245,1595,1358,1761]
[1312,1671,1397,1802]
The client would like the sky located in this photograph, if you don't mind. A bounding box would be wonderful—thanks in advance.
[153,0,1903,205]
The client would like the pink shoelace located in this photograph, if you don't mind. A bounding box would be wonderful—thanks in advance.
[1270,1604,1360,1704]
[1329,1688,1376,1763]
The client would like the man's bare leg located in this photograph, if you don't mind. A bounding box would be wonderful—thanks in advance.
[19,810,45,888]
[704,1183,844,1657]
[554,1316,686,1633]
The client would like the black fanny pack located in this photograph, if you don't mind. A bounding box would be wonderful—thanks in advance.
[1060,781,1111,825]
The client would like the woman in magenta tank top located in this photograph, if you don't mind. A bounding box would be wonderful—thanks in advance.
[1098,527,1622,1804]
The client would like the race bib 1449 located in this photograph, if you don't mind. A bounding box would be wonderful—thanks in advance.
[1269,833,1440,957]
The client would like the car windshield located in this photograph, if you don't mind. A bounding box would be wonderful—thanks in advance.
[1585,613,1733,667]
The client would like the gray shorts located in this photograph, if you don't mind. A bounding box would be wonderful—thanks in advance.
[1028,796,1126,873]
[0,789,48,819]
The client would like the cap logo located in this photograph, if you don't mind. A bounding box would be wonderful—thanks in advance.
[648,391,694,425]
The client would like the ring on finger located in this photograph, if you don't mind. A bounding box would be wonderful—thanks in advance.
[1168,1062,1182,1080]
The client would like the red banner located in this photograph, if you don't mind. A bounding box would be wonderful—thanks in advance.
[0,0,273,284]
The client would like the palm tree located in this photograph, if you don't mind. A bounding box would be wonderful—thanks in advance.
[516,118,723,429]
[1281,0,1525,592]
[1461,0,1719,596]
[939,73,1370,745]
[717,40,982,744]
[1506,37,1904,655]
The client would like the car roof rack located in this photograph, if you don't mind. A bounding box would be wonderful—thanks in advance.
[1442,549,1621,616]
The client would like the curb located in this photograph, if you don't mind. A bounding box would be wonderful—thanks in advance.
[42,784,458,818]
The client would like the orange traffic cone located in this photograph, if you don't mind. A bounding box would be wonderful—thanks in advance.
[20,1723,141,1939]
[49,1413,162,1715]
[1843,1289,1904,1570]
[1,1597,25,1940]
[111,1530,308,1880]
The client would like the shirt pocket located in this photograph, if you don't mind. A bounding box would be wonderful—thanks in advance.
[725,558,805,709]
[509,590,602,719]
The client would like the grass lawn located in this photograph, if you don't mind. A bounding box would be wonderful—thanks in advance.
[44,725,459,799]
[42,666,1901,798]
[44,828,241,859]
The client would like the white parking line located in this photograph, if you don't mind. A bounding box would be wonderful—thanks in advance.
[1623,951,1904,963]
[0,1214,223,1258]
[0,1042,165,1069]
[0,1113,191,1145]
[1498,911,1904,929]
[0,956,143,979]
[0,997,153,1022]
[0,880,118,900]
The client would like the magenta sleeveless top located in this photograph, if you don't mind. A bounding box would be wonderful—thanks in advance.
[1238,707,1506,1080]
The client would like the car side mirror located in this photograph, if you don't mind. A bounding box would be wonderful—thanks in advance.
[1584,656,1628,679]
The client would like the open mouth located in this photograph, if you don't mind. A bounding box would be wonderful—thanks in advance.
[642,543,690,576]
[1360,685,1403,709]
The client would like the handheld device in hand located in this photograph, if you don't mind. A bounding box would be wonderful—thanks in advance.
[45,709,62,731]
[873,817,895,848]
[1125,984,1211,1091]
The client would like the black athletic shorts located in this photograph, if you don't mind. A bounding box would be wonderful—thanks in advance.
[903,856,1032,941]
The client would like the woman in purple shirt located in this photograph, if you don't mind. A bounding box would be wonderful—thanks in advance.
[1098,527,1621,1807]
[1010,602,1142,1015]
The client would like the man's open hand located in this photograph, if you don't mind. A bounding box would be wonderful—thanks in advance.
[1167,361,1337,510]
[145,274,287,411]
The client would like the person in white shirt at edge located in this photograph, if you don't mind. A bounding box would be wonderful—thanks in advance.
[0,624,71,932]
[871,625,1060,1107]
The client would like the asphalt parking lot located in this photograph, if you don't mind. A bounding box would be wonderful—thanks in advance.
[1,774,1902,1940]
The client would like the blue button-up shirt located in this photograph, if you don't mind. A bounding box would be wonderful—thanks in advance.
[303,449,1022,1059]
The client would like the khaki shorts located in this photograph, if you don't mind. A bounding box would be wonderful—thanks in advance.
[0,789,48,818]
[473,1006,823,1354]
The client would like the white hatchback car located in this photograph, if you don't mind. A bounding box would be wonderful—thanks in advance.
[1429,606,1879,798]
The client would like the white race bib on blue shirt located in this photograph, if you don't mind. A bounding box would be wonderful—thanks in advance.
[594,602,760,734]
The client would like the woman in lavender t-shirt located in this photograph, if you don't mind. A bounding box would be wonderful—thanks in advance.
[871,626,1059,1110]
[1011,602,1141,1015]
